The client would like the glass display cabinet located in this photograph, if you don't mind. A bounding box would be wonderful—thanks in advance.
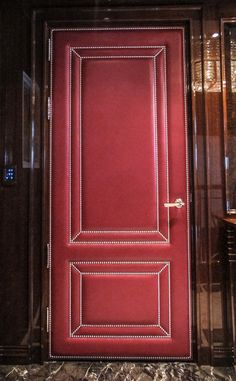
[222,19,236,214]
[221,19,236,364]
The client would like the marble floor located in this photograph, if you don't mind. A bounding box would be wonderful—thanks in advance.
[0,362,235,381]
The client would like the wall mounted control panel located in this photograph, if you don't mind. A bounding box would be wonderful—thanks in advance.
[2,166,17,185]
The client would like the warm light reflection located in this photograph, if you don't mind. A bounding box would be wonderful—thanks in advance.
[194,37,221,92]
[230,39,236,92]
[204,38,221,92]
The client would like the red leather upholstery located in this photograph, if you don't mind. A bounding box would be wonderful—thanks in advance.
[50,27,191,359]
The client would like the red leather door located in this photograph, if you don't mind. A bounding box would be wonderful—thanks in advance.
[49,27,191,359]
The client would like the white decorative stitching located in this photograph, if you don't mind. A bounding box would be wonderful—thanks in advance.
[51,27,185,32]
[80,272,82,327]
[71,260,167,264]
[158,262,169,274]
[70,262,170,338]
[69,50,72,241]
[80,54,83,233]
[72,335,171,339]
[69,263,72,337]
[77,230,163,234]
[73,45,167,49]
[70,240,169,244]
[159,325,170,337]
[70,264,82,335]
[162,47,170,241]
[49,26,191,360]
[157,230,168,241]
[71,49,82,60]
[154,49,164,58]
[71,326,81,337]
[73,48,161,239]
[163,47,170,243]
[82,55,154,59]
[153,55,159,231]
[182,28,192,359]
[79,324,160,328]
[168,260,172,335]
[69,45,169,243]
[49,354,191,360]
[157,272,160,326]
[48,28,53,358]
[71,263,81,275]
[80,271,162,275]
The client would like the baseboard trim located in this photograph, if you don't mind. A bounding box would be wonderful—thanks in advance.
[0,345,30,364]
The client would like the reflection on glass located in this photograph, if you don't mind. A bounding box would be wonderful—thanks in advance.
[194,37,221,93]
[204,38,221,92]
[222,23,236,213]
[230,39,236,92]
[22,71,40,169]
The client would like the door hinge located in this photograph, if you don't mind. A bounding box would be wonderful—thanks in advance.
[189,192,193,203]
[46,307,49,333]
[46,243,50,269]
[47,97,51,120]
[48,38,51,62]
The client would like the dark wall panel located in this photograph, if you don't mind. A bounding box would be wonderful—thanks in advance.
[0,1,41,363]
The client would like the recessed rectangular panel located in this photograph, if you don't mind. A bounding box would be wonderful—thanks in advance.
[82,57,157,232]
[70,262,170,338]
[82,274,158,325]
[70,47,169,243]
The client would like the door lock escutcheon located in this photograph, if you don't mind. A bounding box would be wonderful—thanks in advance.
[164,198,185,209]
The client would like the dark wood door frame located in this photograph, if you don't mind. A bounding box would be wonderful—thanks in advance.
[34,5,200,363]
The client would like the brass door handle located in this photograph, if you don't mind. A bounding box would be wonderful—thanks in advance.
[164,198,185,209]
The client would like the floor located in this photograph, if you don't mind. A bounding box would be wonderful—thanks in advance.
[0,362,235,381]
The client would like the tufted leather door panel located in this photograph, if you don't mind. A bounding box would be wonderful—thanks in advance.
[49,27,191,359]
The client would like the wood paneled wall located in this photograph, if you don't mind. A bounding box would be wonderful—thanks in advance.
[0,0,236,365]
